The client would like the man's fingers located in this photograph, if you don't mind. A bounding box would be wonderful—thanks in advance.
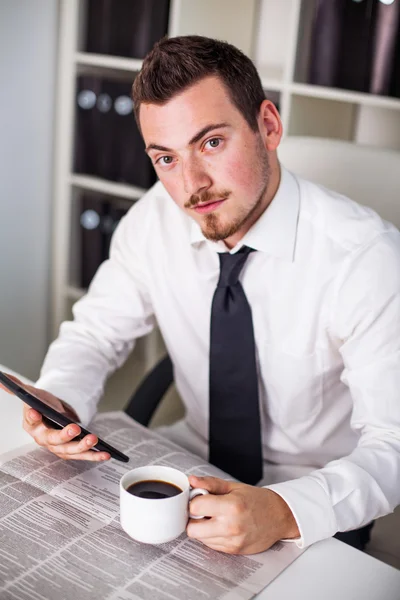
[23,407,84,449]
[27,420,110,461]
[187,518,224,539]
[199,540,238,554]
[48,434,98,454]
[186,528,242,554]
[188,475,233,495]
[189,478,246,518]
[49,448,110,462]
[189,493,231,518]
[187,530,246,555]
[24,408,42,427]
[17,386,105,462]
[45,424,82,446]
[47,431,111,461]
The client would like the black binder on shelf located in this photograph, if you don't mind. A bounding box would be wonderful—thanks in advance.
[75,77,107,178]
[74,76,157,189]
[308,0,379,93]
[369,0,400,95]
[79,195,106,289]
[79,194,131,288]
[308,0,343,87]
[108,79,157,188]
[85,0,170,58]
[336,0,377,93]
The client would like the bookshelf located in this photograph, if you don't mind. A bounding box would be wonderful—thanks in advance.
[52,0,400,409]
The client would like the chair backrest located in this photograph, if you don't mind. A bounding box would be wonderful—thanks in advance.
[278,137,400,229]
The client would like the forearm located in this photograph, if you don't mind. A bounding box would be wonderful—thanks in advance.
[37,263,154,425]
[36,316,134,425]
[266,433,400,548]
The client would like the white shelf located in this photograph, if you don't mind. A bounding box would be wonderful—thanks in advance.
[65,285,86,301]
[75,52,143,73]
[70,174,146,201]
[291,84,400,112]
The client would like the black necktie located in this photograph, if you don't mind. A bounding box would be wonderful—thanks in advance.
[209,246,263,485]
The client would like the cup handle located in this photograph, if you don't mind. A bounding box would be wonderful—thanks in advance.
[189,487,209,520]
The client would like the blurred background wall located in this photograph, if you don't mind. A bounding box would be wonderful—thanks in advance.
[0,0,58,379]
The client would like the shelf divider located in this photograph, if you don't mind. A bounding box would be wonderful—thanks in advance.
[75,52,143,73]
[70,174,147,201]
[290,82,400,111]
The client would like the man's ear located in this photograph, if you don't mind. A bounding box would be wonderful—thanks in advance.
[258,99,283,152]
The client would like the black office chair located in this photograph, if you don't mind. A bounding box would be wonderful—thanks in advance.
[124,355,174,426]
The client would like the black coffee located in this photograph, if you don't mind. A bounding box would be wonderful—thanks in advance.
[126,479,183,499]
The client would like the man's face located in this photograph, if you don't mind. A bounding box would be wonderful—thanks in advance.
[140,76,271,245]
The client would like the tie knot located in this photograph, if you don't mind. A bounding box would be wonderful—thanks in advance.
[217,246,254,287]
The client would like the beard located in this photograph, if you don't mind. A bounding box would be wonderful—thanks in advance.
[189,140,271,242]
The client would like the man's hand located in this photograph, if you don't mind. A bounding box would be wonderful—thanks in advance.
[187,475,300,554]
[0,374,110,462]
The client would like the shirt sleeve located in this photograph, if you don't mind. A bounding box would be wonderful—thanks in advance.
[35,191,157,427]
[265,230,400,548]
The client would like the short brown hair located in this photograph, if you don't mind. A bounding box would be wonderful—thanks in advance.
[132,35,265,132]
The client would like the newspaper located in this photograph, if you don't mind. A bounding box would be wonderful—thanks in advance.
[0,411,303,600]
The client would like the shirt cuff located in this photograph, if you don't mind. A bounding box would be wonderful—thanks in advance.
[264,475,338,548]
[35,376,97,428]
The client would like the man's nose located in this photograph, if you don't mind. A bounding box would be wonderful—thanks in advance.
[182,158,212,197]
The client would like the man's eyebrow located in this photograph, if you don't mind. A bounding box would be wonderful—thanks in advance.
[188,122,230,146]
[145,122,230,154]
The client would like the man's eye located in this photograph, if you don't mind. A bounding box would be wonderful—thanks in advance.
[156,156,173,165]
[206,138,221,149]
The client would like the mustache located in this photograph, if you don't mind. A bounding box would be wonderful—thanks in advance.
[184,190,231,209]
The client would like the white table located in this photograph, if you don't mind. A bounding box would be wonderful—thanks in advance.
[1,365,400,600]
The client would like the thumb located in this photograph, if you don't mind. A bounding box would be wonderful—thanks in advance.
[188,475,234,495]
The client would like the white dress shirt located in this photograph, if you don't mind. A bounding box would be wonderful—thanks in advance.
[37,167,400,548]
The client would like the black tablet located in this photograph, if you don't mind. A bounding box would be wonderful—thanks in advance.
[0,371,129,463]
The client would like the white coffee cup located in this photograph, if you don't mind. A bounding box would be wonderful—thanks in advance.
[120,465,209,544]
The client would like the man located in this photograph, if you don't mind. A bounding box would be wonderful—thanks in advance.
[9,36,400,555]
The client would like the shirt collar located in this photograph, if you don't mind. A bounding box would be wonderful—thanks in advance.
[189,166,300,260]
